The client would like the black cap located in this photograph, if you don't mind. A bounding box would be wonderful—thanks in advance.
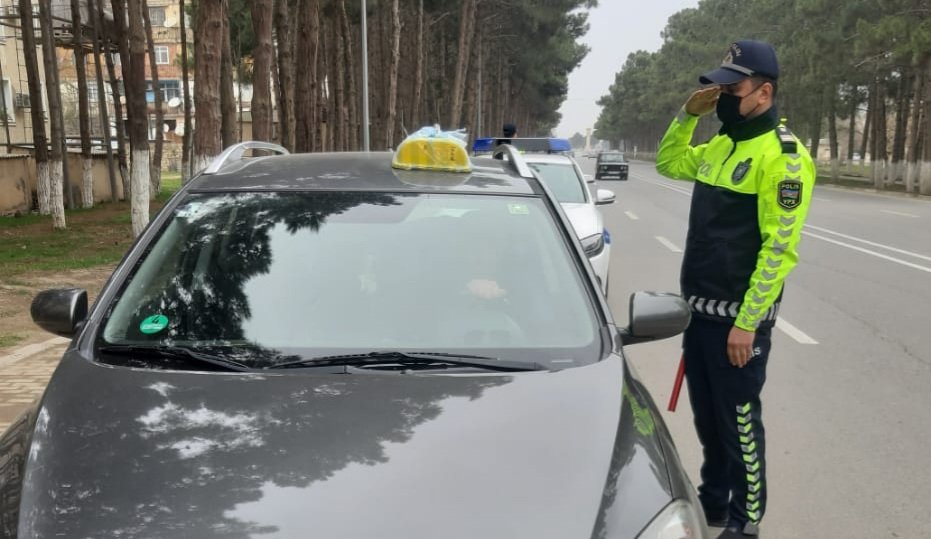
[699,40,779,85]
[503,123,517,137]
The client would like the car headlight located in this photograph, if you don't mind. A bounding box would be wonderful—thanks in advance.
[600,165,607,171]
[581,233,605,257]
[636,500,705,539]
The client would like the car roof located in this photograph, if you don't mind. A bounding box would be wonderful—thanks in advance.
[520,153,576,165]
[188,151,542,196]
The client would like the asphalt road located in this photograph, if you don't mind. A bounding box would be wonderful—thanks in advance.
[580,157,931,539]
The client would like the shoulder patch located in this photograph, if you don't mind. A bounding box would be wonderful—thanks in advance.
[778,179,802,210]
[775,126,797,154]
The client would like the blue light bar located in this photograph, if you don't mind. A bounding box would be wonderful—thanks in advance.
[472,137,497,153]
[472,137,573,154]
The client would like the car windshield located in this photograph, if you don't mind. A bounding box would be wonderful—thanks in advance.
[100,191,601,367]
[527,162,587,203]
[599,153,625,163]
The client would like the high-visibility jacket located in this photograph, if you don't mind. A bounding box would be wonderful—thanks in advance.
[656,107,815,331]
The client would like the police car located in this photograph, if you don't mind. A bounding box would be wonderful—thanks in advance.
[16,135,707,538]
[473,137,615,293]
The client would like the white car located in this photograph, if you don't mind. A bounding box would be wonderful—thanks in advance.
[524,153,614,293]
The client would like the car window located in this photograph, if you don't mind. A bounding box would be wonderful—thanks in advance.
[526,162,587,204]
[101,192,601,367]
[599,153,625,163]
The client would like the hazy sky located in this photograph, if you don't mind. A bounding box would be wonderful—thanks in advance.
[555,0,699,138]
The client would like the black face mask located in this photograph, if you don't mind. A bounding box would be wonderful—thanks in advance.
[715,92,745,126]
[716,83,765,126]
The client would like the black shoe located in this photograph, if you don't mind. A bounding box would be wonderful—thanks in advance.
[715,523,760,538]
[703,509,729,528]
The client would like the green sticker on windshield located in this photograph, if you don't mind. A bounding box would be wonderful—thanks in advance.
[140,314,169,335]
[508,203,529,215]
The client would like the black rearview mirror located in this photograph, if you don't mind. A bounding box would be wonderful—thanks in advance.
[31,288,88,337]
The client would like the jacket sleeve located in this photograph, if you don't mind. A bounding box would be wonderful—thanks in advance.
[735,149,816,331]
[655,108,707,182]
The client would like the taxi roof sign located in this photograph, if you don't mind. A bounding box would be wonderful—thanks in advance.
[472,137,572,154]
[392,128,472,173]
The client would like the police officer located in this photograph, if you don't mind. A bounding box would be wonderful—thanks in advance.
[656,40,815,538]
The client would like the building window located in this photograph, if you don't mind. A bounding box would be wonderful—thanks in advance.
[0,79,13,123]
[145,79,181,102]
[155,46,170,65]
[149,7,166,26]
[87,84,99,103]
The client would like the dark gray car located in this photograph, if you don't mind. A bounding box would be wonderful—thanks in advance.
[1,143,706,538]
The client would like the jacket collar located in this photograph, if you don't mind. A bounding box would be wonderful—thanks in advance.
[720,106,779,142]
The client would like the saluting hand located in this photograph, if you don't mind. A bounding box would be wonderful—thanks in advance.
[684,87,721,117]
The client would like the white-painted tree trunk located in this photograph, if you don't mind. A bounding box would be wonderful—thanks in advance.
[131,149,151,237]
[830,158,839,181]
[906,162,919,193]
[36,161,51,214]
[920,160,931,196]
[192,153,216,176]
[49,159,66,229]
[82,158,94,208]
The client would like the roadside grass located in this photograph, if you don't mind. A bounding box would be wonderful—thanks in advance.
[0,173,182,277]
[0,334,24,349]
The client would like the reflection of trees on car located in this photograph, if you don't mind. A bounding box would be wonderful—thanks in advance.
[117,192,399,361]
[14,362,508,537]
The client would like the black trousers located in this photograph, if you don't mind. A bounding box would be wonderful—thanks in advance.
[683,316,772,533]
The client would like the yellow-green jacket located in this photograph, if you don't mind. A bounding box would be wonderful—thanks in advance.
[656,107,815,331]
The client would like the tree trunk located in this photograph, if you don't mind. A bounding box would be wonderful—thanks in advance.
[108,0,131,194]
[860,91,871,164]
[332,13,347,150]
[339,0,357,150]
[126,0,151,236]
[19,0,50,214]
[249,0,273,141]
[846,95,857,162]
[293,0,319,153]
[384,0,400,148]
[808,111,822,161]
[180,0,193,180]
[891,72,910,182]
[448,0,476,128]
[906,61,926,193]
[273,0,294,150]
[920,66,931,196]
[828,91,839,181]
[87,0,118,201]
[194,0,224,171]
[143,0,163,198]
[410,0,423,129]
[220,2,236,148]
[38,0,66,227]
[71,0,94,208]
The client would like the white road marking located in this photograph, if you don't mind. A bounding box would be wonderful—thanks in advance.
[802,231,931,274]
[776,317,819,344]
[655,236,683,253]
[880,209,919,218]
[641,178,693,196]
[0,337,70,369]
[805,224,931,262]
[625,211,639,220]
[813,196,832,202]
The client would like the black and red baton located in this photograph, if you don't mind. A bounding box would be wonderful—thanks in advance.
[667,353,686,412]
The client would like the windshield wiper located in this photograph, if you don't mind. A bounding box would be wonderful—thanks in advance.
[98,345,254,372]
[267,351,546,372]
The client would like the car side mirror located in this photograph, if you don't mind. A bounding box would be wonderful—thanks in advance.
[619,292,691,345]
[584,174,594,183]
[595,189,616,205]
[31,288,88,337]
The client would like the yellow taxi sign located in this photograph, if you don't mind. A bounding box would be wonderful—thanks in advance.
[391,127,472,173]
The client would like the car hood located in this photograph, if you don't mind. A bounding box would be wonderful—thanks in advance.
[15,353,672,538]
[562,202,604,239]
